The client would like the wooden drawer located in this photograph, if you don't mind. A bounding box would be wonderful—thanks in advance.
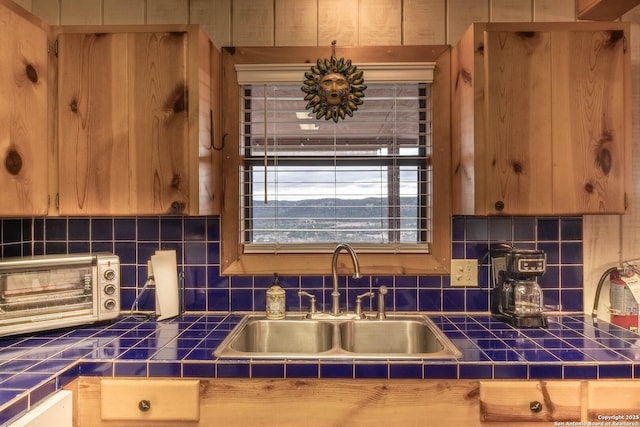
[479,380,581,422]
[101,379,200,422]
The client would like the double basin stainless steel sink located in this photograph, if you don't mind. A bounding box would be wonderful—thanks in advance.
[213,314,462,359]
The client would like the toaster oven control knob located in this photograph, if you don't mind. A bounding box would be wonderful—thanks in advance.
[104,284,116,296]
[103,269,116,281]
[104,299,117,310]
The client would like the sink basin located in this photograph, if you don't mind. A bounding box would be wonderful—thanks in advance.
[228,318,334,354]
[214,314,462,360]
[339,319,447,354]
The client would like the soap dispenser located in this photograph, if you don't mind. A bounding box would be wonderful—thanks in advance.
[266,273,286,319]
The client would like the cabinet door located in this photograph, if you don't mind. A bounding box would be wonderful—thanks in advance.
[552,29,628,214]
[587,380,640,421]
[453,23,630,216]
[101,379,200,421]
[57,31,189,215]
[479,380,582,423]
[484,30,554,215]
[0,1,49,216]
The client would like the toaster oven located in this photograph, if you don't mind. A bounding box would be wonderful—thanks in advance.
[0,253,120,337]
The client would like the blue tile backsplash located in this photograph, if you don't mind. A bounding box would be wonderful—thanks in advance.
[0,215,583,314]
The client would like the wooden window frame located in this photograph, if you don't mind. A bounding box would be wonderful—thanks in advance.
[220,46,451,276]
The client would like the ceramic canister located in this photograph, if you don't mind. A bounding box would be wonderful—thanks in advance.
[266,283,286,319]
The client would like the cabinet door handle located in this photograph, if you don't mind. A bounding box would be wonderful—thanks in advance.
[138,399,151,412]
[529,401,542,413]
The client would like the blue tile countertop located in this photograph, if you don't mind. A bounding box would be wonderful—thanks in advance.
[1,312,640,424]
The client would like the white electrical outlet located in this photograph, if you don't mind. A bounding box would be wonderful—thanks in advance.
[450,259,478,287]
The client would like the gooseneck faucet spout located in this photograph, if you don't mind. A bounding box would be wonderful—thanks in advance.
[331,243,361,316]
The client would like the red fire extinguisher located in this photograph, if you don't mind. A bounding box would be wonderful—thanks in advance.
[610,269,639,331]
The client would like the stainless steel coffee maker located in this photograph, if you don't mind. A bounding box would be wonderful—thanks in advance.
[490,247,547,328]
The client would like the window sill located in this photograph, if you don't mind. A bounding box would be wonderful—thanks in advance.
[220,251,450,276]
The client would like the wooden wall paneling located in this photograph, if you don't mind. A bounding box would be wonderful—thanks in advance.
[403,0,446,45]
[60,0,101,24]
[490,0,532,22]
[191,0,230,49]
[191,0,230,47]
[359,0,401,45]
[275,0,317,46]
[583,215,621,320]
[103,0,145,25]
[447,0,488,44]
[533,0,576,22]
[621,8,640,266]
[318,0,358,47]
[32,0,59,24]
[232,0,274,46]
[11,0,30,12]
[146,0,188,24]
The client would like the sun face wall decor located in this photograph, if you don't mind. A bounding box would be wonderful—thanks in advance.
[301,41,367,123]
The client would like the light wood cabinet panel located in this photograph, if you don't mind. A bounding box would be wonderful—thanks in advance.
[101,379,200,421]
[56,25,219,216]
[479,380,582,422]
[0,0,49,216]
[73,377,640,426]
[587,380,640,421]
[452,22,631,216]
[69,377,482,427]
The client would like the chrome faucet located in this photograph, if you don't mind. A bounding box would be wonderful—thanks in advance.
[376,285,388,319]
[331,243,361,316]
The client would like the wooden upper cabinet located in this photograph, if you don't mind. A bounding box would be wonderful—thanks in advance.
[56,25,219,216]
[0,0,49,216]
[452,22,631,215]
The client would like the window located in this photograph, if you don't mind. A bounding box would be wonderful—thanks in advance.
[242,83,431,251]
[220,47,451,276]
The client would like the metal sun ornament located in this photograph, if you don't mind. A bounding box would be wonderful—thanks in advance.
[301,41,367,123]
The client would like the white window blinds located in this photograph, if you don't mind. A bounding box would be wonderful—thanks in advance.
[240,81,432,253]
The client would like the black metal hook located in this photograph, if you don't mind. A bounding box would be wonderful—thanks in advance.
[209,109,224,151]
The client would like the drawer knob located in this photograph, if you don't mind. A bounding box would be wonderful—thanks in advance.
[529,401,542,413]
[138,400,151,412]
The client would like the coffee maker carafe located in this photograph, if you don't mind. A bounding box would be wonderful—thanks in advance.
[490,247,547,328]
